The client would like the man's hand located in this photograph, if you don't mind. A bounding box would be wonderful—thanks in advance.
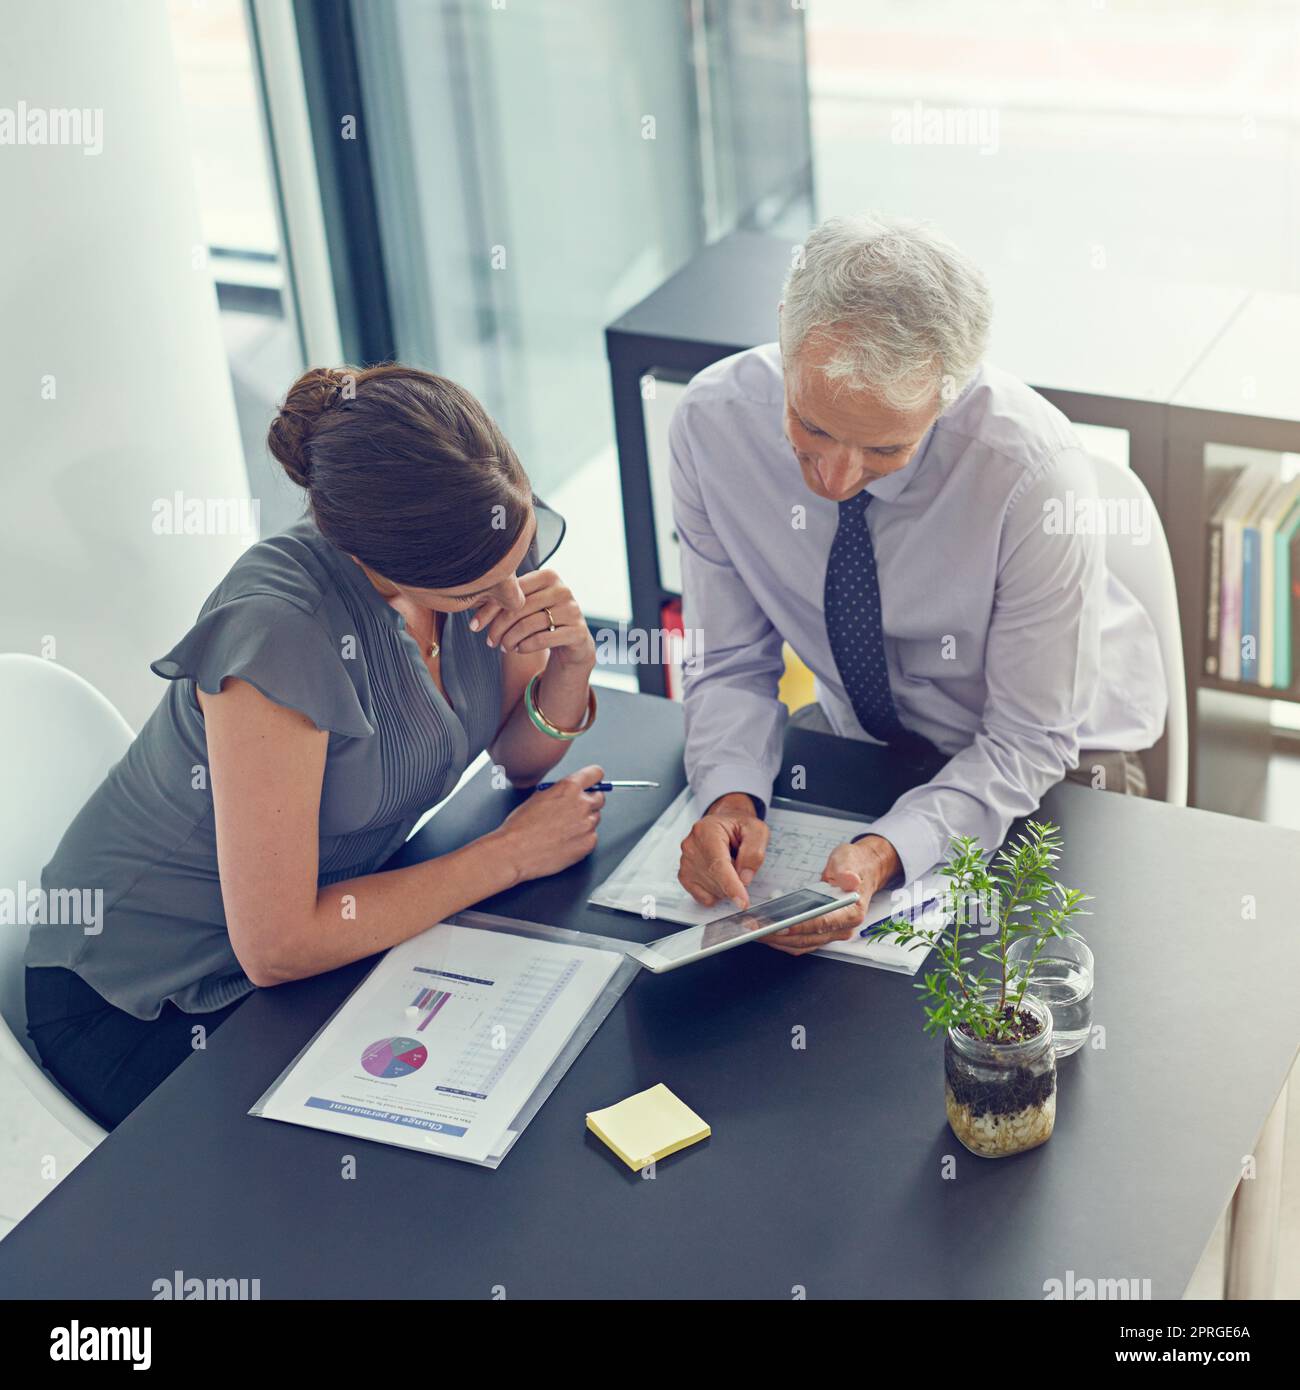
[677,792,770,910]
[763,833,902,957]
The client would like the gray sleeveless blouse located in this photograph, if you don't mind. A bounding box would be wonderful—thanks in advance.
[27,517,504,1019]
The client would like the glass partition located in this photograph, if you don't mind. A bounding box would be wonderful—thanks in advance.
[349,0,811,620]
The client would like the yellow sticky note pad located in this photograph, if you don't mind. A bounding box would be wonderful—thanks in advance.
[586,1083,710,1172]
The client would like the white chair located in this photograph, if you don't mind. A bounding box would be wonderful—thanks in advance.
[0,654,131,1147]
[1088,455,1189,807]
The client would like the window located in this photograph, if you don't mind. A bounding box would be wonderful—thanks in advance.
[167,0,306,537]
[806,0,1300,291]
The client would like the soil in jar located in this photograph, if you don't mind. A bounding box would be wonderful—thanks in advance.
[945,1005,1057,1157]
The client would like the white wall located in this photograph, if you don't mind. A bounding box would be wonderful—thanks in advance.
[0,0,253,729]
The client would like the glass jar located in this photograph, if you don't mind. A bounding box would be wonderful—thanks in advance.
[1007,934,1094,1059]
[944,993,1056,1158]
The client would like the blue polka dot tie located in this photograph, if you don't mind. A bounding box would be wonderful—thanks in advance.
[824,489,913,745]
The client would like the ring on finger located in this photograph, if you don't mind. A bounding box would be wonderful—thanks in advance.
[543,606,556,633]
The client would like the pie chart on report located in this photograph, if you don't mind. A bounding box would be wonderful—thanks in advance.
[361,1037,428,1079]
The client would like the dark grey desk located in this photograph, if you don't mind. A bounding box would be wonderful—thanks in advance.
[2,689,1296,1299]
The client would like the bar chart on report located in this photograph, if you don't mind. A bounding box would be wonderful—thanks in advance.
[438,955,581,1099]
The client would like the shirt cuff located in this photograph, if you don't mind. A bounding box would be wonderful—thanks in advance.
[854,808,944,889]
[691,764,775,820]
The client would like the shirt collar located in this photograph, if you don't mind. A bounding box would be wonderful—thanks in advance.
[863,425,933,503]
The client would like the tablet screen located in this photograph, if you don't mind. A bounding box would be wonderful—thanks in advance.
[645,888,845,968]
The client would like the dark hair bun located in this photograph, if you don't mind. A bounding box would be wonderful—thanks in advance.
[263,362,531,589]
[267,367,348,488]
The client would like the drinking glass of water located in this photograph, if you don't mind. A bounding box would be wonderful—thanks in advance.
[1006,934,1094,1058]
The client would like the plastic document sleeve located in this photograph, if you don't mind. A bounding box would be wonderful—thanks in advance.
[249,911,639,1169]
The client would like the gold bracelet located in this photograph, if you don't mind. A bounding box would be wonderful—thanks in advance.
[525,673,597,739]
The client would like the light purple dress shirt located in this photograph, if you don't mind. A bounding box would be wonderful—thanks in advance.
[669,343,1167,885]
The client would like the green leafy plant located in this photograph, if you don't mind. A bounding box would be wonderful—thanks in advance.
[869,820,1091,1042]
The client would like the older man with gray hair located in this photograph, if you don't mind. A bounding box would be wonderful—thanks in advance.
[672,213,1166,953]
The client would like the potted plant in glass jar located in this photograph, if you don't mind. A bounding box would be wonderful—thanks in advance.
[869,821,1090,1158]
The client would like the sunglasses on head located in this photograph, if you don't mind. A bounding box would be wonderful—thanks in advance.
[520,496,566,574]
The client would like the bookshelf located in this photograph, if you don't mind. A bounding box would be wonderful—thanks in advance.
[1166,292,1300,813]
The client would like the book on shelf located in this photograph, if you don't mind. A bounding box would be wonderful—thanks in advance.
[1214,462,1274,681]
[1241,474,1292,684]
[1258,477,1300,687]
[1204,460,1300,693]
[1203,465,1243,677]
[1280,495,1300,690]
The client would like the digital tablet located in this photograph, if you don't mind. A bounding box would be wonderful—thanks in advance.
[635,885,860,974]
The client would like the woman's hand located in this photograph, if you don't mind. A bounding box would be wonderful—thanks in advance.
[492,764,606,882]
[481,569,596,787]
[470,569,596,671]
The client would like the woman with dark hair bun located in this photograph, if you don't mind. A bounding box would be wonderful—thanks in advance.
[25,364,605,1128]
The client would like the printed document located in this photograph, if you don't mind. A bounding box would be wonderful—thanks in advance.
[253,922,623,1163]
